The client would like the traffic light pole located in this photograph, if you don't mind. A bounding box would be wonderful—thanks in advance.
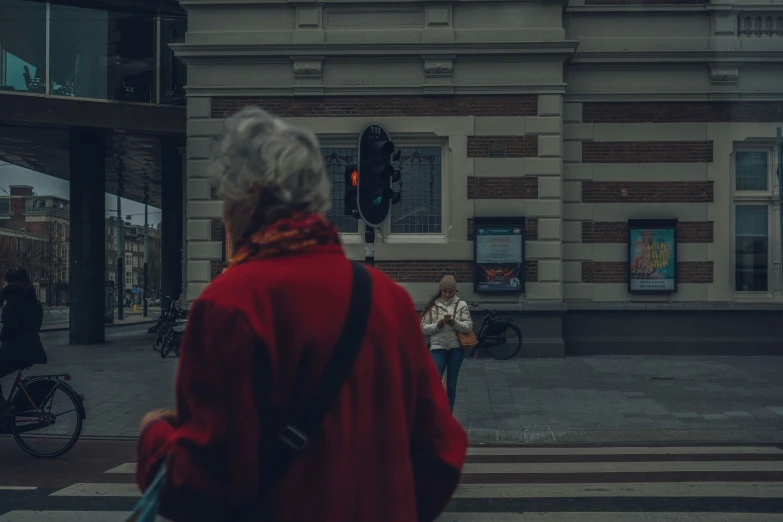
[364,228,375,267]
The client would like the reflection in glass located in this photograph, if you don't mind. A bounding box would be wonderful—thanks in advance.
[736,151,768,191]
[0,0,46,94]
[391,147,442,234]
[160,16,187,105]
[735,205,768,292]
[322,148,360,234]
[49,4,156,102]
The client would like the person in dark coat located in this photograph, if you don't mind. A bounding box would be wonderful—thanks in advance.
[0,267,47,413]
[136,107,468,522]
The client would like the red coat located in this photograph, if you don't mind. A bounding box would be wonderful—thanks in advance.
[137,244,468,522]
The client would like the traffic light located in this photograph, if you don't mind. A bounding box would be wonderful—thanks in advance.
[343,165,359,218]
[357,123,401,228]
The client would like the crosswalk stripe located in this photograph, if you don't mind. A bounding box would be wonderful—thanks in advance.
[463,461,783,473]
[467,446,783,455]
[452,482,783,498]
[104,463,136,474]
[49,483,140,497]
[435,514,783,521]
[0,487,36,491]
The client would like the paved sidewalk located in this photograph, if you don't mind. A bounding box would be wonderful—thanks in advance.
[17,327,783,444]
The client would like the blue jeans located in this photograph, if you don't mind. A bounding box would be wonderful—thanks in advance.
[431,348,464,412]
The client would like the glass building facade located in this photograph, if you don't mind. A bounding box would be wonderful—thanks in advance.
[0,0,186,105]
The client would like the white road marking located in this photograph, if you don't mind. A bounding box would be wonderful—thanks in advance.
[463,460,783,473]
[104,463,136,474]
[49,483,140,497]
[467,446,783,455]
[453,482,783,498]
[0,487,36,491]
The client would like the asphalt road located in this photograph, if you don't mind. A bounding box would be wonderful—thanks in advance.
[3,442,783,520]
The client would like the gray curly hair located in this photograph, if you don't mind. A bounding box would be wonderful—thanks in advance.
[209,106,330,239]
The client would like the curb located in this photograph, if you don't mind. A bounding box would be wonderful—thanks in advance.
[41,319,157,333]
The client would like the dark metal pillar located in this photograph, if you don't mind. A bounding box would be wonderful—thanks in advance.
[160,137,183,310]
[69,128,106,345]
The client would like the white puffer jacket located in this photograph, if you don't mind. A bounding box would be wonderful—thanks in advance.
[420,297,473,350]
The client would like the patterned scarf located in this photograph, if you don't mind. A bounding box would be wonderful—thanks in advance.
[227,212,341,269]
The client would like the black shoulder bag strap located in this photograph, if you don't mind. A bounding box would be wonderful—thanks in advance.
[259,261,373,492]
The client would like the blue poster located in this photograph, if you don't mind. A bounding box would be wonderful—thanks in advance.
[629,227,676,292]
[475,225,523,292]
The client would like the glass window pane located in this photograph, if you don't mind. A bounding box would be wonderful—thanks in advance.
[0,0,46,94]
[390,147,442,234]
[49,5,156,102]
[736,151,768,191]
[160,17,186,105]
[735,205,768,292]
[322,148,359,234]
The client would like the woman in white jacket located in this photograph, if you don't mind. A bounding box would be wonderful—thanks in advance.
[420,275,473,411]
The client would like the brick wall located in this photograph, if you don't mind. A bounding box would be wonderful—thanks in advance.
[376,261,473,283]
[525,261,539,283]
[582,142,713,163]
[467,177,538,199]
[581,181,713,203]
[582,221,714,244]
[586,0,706,4]
[210,261,223,281]
[467,136,538,158]
[467,218,538,241]
[376,260,539,283]
[582,261,714,283]
[582,102,783,123]
[211,95,538,119]
[210,220,223,242]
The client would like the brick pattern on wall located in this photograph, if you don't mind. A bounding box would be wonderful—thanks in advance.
[468,218,538,241]
[525,260,539,283]
[211,96,538,119]
[678,261,714,283]
[210,220,223,242]
[582,261,714,283]
[586,0,706,4]
[467,177,538,199]
[467,136,538,158]
[582,102,783,123]
[581,181,713,203]
[582,142,713,163]
[210,261,223,281]
[376,260,539,283]
[582,221,714,244]
[376,261,472,283]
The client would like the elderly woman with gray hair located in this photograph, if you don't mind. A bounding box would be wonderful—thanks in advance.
[135,107,467,522]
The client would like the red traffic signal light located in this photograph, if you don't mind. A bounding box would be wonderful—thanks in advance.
[351,169,358,187]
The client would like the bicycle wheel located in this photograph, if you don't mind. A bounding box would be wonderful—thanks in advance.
[482,323,522,360]
[153,323,166,351]
[11,381,83,458]
[161,332,173,358]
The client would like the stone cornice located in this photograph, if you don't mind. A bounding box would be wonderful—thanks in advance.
[564,91,783,102]
[171,41,580,62]
[180,0,567,5]
[185,83,567,97]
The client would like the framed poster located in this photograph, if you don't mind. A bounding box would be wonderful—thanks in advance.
[627,219,678,294]
[473,217,525,294]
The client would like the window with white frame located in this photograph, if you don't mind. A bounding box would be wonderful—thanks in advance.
[320,145,443,236]
[733,149,775,292]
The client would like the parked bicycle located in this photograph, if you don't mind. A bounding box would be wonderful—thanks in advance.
[468,306,522,360]
[152,297,187,353]
[0,368,86,457]
[160,318,187,359]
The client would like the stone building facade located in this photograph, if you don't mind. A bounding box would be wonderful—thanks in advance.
[174,0,783,356]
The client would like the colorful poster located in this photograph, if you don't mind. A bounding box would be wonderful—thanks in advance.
[628,224,677,292]
[474,221,525,293]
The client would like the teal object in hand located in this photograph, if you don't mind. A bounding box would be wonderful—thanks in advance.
[126,463,166,522]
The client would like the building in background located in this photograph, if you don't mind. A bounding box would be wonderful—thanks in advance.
[105,216,162,305]
[0,185,69,304]
[0,227,49,299]
[177,1,783,356]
